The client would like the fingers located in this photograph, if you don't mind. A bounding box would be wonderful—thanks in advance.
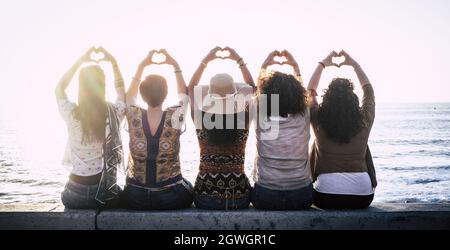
[339,50,349,58]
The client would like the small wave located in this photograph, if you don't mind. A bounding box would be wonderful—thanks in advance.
[372,139,450,146]
[410,179,441,185]
[383,165,450,171]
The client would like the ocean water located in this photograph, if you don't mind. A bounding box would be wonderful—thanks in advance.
[0,103,449,204]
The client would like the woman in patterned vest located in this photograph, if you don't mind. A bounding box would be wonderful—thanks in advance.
[123,49,193,210]
[188,47,255,210]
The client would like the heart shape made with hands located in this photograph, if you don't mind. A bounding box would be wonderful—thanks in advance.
[332,55,346,67]
[90,49,106,63]
[273,55,288,65]
[151,51,167,64]
[215,49,231,59]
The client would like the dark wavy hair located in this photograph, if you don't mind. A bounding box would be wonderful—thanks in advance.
[318,78,363,144]
[257,71,307,118]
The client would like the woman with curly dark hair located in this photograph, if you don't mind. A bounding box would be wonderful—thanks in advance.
[251,50,313,210]
[307,50,377,209]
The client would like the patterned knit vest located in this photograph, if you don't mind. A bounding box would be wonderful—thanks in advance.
[126,105,184,188]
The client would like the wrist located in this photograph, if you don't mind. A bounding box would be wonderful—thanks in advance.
[173,63,181,70]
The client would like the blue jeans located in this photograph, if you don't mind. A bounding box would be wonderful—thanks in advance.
[251,183,314,210]
[194,193,251,210]
[61,179,121,209]
[123,179,194,210]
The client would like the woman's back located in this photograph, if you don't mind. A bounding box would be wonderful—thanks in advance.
[194,111,251,200]
[255,112,312,190]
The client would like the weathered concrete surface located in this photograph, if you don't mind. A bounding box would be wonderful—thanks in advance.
[0,204,96,230]
[96,203,450,230]
[1,203,450,230]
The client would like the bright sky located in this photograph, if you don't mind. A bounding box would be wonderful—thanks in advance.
[1,0,450,122]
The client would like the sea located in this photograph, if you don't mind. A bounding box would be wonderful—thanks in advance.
[1,103,449,205]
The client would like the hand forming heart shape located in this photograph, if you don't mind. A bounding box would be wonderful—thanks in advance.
[273,53,288,65]
[269,50,288,65]
[332,55,346,67]
[89,48,106,63]
[215,48,231,59]
[151,50,167,64]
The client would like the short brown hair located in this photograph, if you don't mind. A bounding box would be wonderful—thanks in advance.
[139,74,168,107]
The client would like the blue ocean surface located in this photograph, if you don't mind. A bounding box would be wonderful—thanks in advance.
[0,103,449,204]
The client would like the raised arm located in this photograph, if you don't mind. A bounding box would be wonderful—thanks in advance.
[258,50,281,80]
[126,50,157,106]
[55,47,95,100]
[188,47,221,93]
[98,47,125,102]
[338,50,371,87]
[225,47,255,89]
[159,49,187,96]
[188,47,221,118]
[307,51,339,92]
[307,51,339,127]
[338,50,375,124]
[281,50,304,83]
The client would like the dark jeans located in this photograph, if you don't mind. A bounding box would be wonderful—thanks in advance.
[251,183,314,210]
[123,179,194,210]
[194,193,251,210]
[61,179,121,209]
[313,190,374,210]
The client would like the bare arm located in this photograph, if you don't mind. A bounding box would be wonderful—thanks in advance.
[188,47,222,118]
[281,50,304,83]
[126,50,157,106]
[188,47,221,93]
[159,49,187,96]
[307,51,338,91]
[98,47,125,102]
[225,47,255,89]
[55,47,94,100]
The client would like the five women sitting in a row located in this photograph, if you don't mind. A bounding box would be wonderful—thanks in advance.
[56,46,376,210]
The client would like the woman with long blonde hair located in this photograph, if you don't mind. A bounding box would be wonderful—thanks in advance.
[55,47,126,209]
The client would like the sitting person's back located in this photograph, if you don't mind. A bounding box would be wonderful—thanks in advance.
[252,51,314,210]
[188,47,255,210]
[308,50,377,209]
[122,49,193,210]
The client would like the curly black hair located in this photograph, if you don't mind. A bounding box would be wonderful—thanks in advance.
[257,71,307,118]
[318,78,363,144]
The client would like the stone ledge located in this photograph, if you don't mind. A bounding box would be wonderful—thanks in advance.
[1,203,449,230]
[0,204,96,230]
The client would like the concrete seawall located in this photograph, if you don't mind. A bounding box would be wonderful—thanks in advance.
[1,203,449,230]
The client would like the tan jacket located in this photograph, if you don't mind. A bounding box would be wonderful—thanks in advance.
[309,84,377,188]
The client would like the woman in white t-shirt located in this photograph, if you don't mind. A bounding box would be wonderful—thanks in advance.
[55,47,126,209]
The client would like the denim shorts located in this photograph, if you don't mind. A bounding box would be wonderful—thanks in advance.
[61,179,121,209]
[122,179,194,210]
[251,183,314,210]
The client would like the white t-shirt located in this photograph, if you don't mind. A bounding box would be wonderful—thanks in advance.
[314,172,374,196]
[58,99,126,176]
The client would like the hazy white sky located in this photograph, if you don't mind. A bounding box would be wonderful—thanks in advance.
[1,0,450,120]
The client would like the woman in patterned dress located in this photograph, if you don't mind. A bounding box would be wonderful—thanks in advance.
[188,47,255,210]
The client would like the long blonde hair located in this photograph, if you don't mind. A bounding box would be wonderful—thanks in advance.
[74,65,107,144]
